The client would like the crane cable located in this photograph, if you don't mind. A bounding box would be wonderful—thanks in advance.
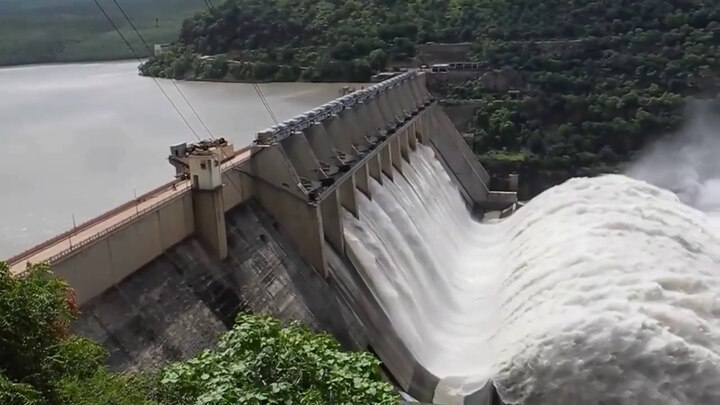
[253,82,279,125]
[96,0,246,198]
[92,0,203,143]
[110,0,217,141]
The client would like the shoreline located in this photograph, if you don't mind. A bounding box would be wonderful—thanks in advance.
[0,57,146,70]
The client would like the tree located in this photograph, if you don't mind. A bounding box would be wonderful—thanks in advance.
[0,263,396,405]
[153,314,398,405]
[368,49,388,71]
[331,41,355,61]
[390,37,415,59]
[526,131,547,155]
[0,262,146,404]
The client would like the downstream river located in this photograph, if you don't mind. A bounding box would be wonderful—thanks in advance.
[0,60,354,258]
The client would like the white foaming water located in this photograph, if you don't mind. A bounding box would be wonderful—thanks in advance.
[343,144,720,404]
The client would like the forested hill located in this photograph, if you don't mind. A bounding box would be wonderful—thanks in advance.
[446,0,720,176]
[139,0,502,81]
[0,0,205,66]
[142,0,720,183]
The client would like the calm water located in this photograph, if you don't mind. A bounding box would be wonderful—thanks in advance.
[0,60,353,258]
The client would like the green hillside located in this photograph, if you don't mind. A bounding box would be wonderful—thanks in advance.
[0,0,207,66]
[139,0,496,81]
[140,0,720,179]
[446,0,720,174]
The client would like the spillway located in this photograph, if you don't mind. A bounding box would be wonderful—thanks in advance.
[341,144,720,404]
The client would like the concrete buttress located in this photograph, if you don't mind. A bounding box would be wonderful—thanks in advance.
[354,165,371,199]
[320,190,344,258]
[323,115,357,156]
[281,132,326,180]
[368,153,383,184]
[304,123,337,165]
[192,188,228,260]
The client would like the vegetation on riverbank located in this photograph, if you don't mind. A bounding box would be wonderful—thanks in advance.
[447,0,720,177]
[141,0,720,186]
[139,0,505,81]
[0,262,397,405]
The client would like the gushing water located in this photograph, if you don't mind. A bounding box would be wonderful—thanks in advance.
[342,144,720,404]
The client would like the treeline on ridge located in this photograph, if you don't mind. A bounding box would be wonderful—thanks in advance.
[139,0,499,81]
[444,0,720,174]
[140,0,720,182]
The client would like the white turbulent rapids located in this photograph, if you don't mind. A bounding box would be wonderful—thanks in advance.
[342,144,720,405]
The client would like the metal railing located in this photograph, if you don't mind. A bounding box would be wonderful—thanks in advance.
[40,184,191,266]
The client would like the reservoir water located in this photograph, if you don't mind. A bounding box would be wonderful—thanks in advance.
[0,60,351,258]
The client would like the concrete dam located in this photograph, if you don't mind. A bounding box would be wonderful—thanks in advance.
[7,71,516,404]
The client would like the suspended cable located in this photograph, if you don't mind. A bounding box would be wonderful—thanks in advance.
[107,0,250,199]
[192,0,280,127]
[110,0,217,141]
[253,82,279,125]
[92,0,202,142]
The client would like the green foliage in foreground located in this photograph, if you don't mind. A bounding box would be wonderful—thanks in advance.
[153,314,398,405]
[0,262,397,404]
[0,262,147,404]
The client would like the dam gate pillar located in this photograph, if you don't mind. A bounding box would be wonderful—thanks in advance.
[188,150,228,260]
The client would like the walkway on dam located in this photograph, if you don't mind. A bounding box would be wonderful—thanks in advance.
[8,148,252,276]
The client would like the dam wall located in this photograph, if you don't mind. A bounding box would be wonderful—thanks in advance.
[75,200,368,371]
[7,71,514,403]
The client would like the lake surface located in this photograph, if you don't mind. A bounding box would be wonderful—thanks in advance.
[0,60,354,258]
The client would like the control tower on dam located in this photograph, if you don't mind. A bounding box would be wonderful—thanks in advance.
[7,71,515,404]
